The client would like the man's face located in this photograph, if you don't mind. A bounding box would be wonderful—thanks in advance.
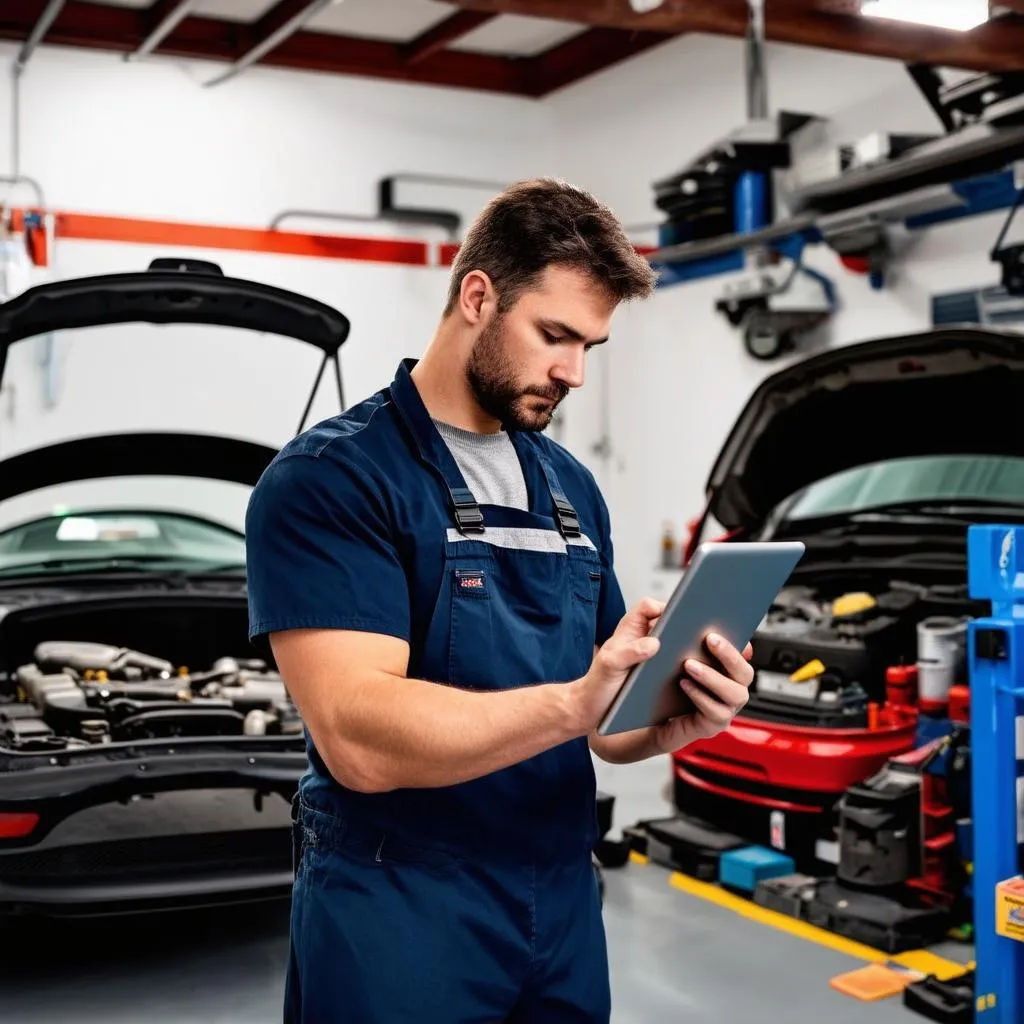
[465,265,616,432]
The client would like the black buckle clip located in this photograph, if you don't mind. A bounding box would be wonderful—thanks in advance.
[451,488,485,535]
[554,497,581,539]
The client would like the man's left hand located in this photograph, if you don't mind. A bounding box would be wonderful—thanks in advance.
[651,633,754,753]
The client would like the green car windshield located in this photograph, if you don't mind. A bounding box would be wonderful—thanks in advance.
[784,454,1024,520]
[0,510,247,577]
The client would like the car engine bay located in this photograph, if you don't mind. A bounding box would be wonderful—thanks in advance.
[745,576,988,727]
[0,641,303,753]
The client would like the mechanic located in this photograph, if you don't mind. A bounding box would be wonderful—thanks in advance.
[244,177,755,1023]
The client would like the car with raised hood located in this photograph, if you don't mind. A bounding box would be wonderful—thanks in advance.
[0,257,349,917]
[672,326,1024,876]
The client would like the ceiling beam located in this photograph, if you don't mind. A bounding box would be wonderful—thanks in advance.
[443,0,1024,71]
[400,10,496,64]
[0,1,533,94]
[261,29,529,92]
[522,27,676,96]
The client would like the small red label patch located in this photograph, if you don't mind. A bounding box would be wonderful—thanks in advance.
[459,574,484,589]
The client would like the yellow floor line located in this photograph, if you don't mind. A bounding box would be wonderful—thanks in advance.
[660,868,968,982]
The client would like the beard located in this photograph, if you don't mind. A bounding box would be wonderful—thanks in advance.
[465,314,569,432]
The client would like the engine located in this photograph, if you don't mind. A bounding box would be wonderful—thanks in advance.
[745,579,984,727]
[0,641,304,752]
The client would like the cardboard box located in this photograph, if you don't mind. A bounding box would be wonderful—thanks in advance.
[995,876,1024,942]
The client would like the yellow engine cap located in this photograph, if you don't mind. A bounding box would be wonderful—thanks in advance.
[832,591,876,617]
[789,658,825,682]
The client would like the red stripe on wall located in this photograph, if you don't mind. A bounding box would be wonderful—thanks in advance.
[55,212,430,266]
[41,211,430,266]
[7,209,658,271]
[438,243,461,267]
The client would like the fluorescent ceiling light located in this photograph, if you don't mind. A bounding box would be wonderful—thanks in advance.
[861,0,990,31]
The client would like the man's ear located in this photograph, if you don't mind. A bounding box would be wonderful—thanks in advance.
[458,269,493,325]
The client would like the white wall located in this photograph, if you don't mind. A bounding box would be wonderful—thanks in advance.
[0,34,1011,582]
[546,33,1010,608]
[0,41,558,529]
[0,30,1010,828]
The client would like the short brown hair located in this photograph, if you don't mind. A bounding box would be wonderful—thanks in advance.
[443,177,656,316]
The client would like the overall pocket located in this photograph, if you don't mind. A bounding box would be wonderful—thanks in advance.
[448,565,494,687]
[569,549,603,653]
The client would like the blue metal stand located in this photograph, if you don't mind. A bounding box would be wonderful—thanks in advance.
[966,525,1024,1022]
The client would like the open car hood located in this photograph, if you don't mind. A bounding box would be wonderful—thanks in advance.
[706,327,1024,532]
[0,257,350,505]
[0,257,351,441]
[0,432,280,503]
[0,259,350,380]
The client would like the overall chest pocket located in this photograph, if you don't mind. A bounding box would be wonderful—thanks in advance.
[445,548,587,690]
[568,549,603,653]
[447,566,495,687]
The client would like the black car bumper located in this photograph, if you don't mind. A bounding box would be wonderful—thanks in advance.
[0,736,306,917]
[0,863,295,918]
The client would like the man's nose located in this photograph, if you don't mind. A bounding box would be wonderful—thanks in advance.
[553,348,586,389]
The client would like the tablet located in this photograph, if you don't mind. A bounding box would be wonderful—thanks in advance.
[596,540,805,736]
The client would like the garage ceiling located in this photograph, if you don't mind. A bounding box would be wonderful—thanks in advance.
[2,0,1022,97]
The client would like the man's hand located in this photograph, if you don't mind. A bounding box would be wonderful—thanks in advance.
[579,598,755,764]
[569,597,666,732]
[649,632,754,753]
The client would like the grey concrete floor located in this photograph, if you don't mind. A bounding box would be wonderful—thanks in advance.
[0,863,967,1023]
[0,756,970,1022]
[603,861,970,1024]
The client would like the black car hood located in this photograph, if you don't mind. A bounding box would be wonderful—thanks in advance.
[706,327,1024,532]
[0,258,350,450]
[0,258,348,503]
[0,262,350,384]
[0,432,279,502]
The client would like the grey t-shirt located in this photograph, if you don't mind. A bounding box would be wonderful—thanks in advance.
[433,420,529,511]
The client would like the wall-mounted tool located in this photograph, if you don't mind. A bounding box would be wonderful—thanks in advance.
[271,172,507,240]
[714,252,836,360]
[647,57,1024,331]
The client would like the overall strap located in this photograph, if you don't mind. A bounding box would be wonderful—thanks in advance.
[388,359,485,536]
[533,447,582,540]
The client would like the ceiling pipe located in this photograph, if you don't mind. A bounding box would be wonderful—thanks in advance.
[11,0,66,177]
[14,0,66,77]
[745,0,768,122]
[0,176,45,209]
[127,0,202,61]
[204,0,344,88]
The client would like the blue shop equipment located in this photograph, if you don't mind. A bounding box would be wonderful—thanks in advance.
[966,524,1024,1022]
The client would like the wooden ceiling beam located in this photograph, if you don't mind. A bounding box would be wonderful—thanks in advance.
[443,0,1024,71]
[521,27,676,96]
[0,0,533,94]
[264,30,529,92]
[400,10,497,64]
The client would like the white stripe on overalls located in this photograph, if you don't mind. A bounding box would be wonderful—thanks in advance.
[446,526,596,554]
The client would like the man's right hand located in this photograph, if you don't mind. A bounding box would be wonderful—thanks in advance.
[570,598,665,733]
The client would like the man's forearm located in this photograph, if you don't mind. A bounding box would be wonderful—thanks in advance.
[320,672,587,793]
[589,727,667,765]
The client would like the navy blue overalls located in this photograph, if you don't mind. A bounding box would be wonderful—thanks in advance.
[245,359,622,1023]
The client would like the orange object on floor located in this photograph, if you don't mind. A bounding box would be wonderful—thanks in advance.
[829,961,922,1001]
